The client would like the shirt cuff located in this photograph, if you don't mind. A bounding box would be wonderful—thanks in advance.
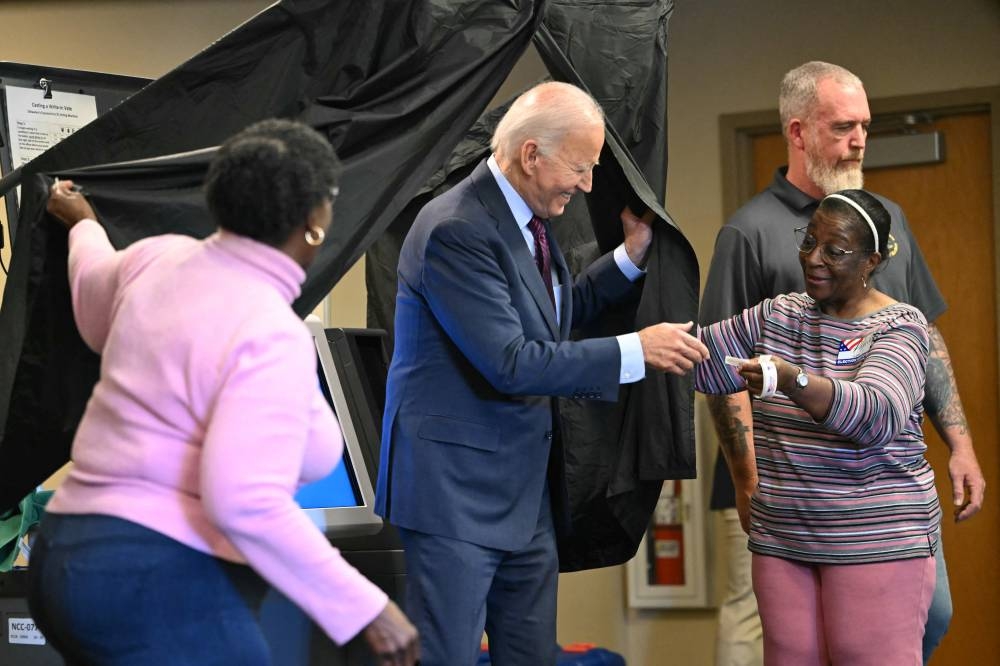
[614,244,645,282]
[617,332,646,384]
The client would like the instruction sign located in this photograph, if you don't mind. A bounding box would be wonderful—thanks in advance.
[4,84,98,170]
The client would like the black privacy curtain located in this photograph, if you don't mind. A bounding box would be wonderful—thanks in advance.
[0,0,697,572]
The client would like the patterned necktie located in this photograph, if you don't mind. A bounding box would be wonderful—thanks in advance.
[528,216,555,307]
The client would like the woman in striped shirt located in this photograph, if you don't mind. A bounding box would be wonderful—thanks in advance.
[696,189,938,665]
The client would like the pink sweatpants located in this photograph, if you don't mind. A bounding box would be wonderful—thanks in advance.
[752,553,936,666]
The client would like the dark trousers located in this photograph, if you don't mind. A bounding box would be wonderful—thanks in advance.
[28,513,270,666]
[398,492,559,666]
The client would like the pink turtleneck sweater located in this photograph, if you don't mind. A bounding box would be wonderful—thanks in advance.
[47,219,387,644]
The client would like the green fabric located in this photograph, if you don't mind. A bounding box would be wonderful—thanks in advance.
[0,489,53,571]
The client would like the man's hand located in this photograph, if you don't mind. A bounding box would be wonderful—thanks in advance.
[47,179,96,229]
[360,601,420,666]
[637,321,709,374]
[621,205,656,267]
[949,447,985,522]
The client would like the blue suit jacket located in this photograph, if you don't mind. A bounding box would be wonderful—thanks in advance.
[375,160,638,551]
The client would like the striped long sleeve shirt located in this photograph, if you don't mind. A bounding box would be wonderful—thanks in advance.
[696,293,940,564]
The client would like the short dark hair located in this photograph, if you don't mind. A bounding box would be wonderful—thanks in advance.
[205,119,341,246]
[818,189,891,257]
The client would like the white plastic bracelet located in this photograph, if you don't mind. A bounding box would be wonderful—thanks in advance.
[757,354,778,399]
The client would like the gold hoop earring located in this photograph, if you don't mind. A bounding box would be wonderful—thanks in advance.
[305,227,325,247]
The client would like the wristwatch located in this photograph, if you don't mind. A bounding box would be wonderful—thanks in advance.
[792,366,809,393]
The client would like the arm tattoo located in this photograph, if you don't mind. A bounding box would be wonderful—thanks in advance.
[706,394,752,459]
[924,324,969,433]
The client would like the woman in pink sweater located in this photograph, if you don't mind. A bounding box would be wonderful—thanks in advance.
[28,119,418,665]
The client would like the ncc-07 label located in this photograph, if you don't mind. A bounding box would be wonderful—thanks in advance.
[8,617,46,645]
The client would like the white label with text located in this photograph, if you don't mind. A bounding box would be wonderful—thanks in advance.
[8,617,46,645]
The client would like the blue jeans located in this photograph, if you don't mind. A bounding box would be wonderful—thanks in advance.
[923,544,953,663]
[28,513,271,666]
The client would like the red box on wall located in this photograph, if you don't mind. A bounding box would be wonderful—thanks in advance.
[652,525,684,586]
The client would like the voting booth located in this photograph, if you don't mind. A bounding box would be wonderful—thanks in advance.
[0,62,149,665]
[0,61,149,244]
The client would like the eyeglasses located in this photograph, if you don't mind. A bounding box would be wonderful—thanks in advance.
[794,226,857,264]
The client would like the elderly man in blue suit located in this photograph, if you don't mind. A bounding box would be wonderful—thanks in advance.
[375,81,708,665]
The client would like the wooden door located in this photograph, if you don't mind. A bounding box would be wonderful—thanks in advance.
[750,110,999,664]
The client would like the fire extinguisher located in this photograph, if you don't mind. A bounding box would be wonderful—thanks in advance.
[651,480,685,585]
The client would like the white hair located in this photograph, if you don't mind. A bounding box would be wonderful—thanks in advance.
[491,81,604,160]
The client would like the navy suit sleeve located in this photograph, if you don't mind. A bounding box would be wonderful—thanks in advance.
[420,217,622,400]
